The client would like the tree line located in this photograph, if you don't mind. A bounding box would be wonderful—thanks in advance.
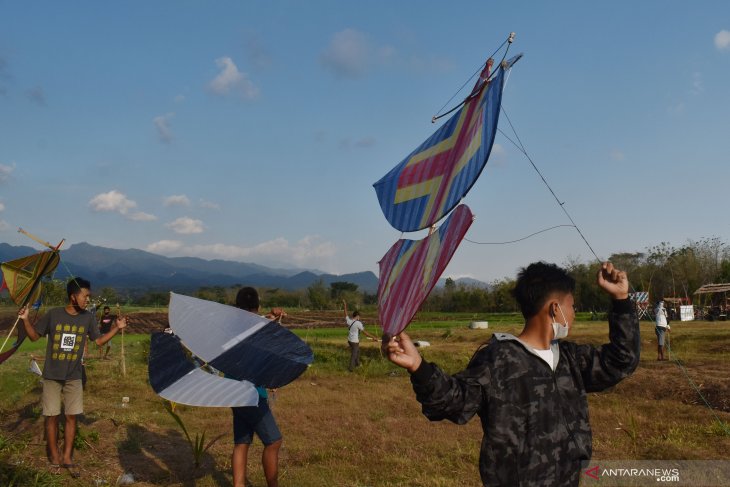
[4,237,728,314]
[423,236,730,314]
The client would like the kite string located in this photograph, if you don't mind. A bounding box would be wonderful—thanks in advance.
[668,336,730,435]
[465,224,576,245]
[497,106,602,264]
[499,110,729,431]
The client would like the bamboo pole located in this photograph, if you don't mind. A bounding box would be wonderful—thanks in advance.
[117,303,126,377]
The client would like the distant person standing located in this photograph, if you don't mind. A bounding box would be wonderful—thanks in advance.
[18,277,126,475]
[655,300,670,361]
[343,300,379,372]
[98,306,116,360]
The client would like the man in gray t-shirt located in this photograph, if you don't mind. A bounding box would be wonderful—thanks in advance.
[20,277,126,473]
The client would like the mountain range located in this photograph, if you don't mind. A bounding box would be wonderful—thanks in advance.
[0,242,489,296]
[0,242,379,295]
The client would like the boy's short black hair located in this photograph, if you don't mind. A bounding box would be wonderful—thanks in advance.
[352,309,360,318]
[103,306,110,311]
[512,262,575,319]
[67,277,91,299]
[235,287,260,312]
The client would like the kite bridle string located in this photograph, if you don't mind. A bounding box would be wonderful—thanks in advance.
[432,34,512,122]
[465,224,577,245]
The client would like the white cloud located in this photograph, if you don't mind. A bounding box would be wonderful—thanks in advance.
[199,199,220,210]
[153,112,175,143]
[145,235,337,267]
[0,219,8,231]
[208,57,260,99]
[320,28,371,78]
[89,190,137,214]
[174,94,185,103]
[164,194,191,207]
[0,162,15,183]
[0,202,5,212]
[166,216,204,234]
[146,239,184,254]
[89,190,157,221]
[714,30,730,50]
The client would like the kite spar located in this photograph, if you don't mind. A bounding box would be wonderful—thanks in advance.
[116,302,127,377]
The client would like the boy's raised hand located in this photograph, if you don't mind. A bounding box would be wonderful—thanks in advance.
[597,261,629,300]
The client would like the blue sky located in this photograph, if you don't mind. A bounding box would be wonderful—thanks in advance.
[1,1,729,283]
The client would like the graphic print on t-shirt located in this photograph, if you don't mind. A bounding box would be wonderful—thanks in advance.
[51,323,85,362]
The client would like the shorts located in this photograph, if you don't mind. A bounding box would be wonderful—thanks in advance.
[232,399,282,445]
[42,379,83,416]
[655,326,666,346]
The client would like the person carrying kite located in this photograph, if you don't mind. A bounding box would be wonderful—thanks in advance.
[385,262,640,486]
[19,277,126,476]
[230,286,283,487]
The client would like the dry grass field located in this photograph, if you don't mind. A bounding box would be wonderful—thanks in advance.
[0,310,728,486]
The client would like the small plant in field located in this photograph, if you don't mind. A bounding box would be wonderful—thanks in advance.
[706,421,730,437]
[57,423,98,451]
[163,401,225,468]
[619,414,639,451]
[0,461,64,487]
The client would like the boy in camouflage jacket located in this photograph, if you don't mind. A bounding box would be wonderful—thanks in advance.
[385,261,640,486]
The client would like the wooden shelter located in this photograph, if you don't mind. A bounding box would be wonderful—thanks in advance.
[693,283,730,320]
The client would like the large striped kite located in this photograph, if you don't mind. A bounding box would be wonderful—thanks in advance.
[374,45,521,336]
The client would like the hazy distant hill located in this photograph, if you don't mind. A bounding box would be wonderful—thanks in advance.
[0,242,379,294]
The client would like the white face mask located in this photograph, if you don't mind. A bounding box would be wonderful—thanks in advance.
[551,303,570,340]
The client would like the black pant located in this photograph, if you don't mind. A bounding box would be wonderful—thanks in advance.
[348,341,360,371]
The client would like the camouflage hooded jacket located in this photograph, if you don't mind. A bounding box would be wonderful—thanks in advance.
[409,299,639,486]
